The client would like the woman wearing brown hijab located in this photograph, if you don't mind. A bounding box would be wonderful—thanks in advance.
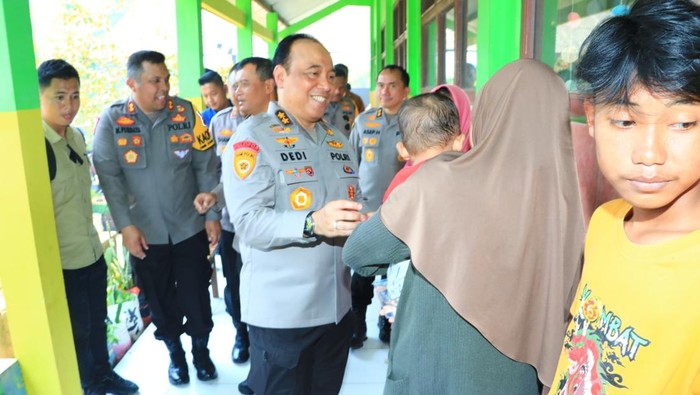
[343,59,585,394]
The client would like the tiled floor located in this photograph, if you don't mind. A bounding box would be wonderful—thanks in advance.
[114,270,389,395]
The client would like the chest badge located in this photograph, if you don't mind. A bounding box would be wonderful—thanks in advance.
[347,185,356,200]
[327,140,343,149]
[290,187,312,210]
[365,148,375,163]
[132,135,143,146]
[123,149,139,164]
[276,137,299,149]
[116,116,134,126]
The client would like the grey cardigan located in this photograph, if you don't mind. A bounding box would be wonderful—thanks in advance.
[343,213,541,395]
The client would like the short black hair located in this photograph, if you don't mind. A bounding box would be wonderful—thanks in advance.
[398,92,460,155]
[577,0,700,105]
[272,33,322,72]
[334,64,349,79]
[198,69,224,87]
[379,65,409,87]
[235,57,274,82]
[37,59,80,90]
[127,50,166,81]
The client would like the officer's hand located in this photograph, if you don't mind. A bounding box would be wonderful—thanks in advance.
[205,220,221,249]
[122,225,148,259]
[194,192,217,214]
[312,200,368,238]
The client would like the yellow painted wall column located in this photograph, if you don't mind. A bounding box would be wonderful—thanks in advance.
[0,1,81,393]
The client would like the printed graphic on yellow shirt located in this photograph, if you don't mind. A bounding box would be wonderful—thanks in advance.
[233,141,260,180]
[553,284,650,395]
[290,187,312,210]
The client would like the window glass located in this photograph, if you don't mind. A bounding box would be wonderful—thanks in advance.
[553,0,623,90]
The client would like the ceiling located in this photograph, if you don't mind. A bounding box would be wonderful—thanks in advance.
[257,0,342,26]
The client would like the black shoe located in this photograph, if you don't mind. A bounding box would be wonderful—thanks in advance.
[84,388,105,395]
[378,316,391,343]
[168,360,190,385]
[164,337,190,385]
[192,335,218,381]
[232,343,250,364]
[350,331,368,349]
[238,379,254,394]
[100,371,139,395]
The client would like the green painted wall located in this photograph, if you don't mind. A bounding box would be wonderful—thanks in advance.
[175,0,204,106]
[237,0,253,58]
[476,0,521,90]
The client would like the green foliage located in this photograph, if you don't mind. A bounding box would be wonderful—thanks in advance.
[30,0,180,145]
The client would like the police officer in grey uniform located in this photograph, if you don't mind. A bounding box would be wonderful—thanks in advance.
[348,64,410,349]
[323,64,357,138]
[205,57,274,368]
[222,34,368,395]
[93,50,220,386]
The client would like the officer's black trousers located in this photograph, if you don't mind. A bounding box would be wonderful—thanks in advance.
[219,229,248,346]
[247,311,353,395]
[130,230,214,340]
[351,271,375,309]
[63,256,111,390]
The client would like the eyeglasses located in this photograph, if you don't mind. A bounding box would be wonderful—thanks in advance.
[66,144,84,165]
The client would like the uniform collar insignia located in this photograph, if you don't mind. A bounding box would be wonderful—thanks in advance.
[276,110,292,126]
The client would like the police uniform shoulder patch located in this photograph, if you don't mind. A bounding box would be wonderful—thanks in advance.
[191,111,214,151]
[233,140,261,180]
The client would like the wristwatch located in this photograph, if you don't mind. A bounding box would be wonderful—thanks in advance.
[303,211,316,238]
